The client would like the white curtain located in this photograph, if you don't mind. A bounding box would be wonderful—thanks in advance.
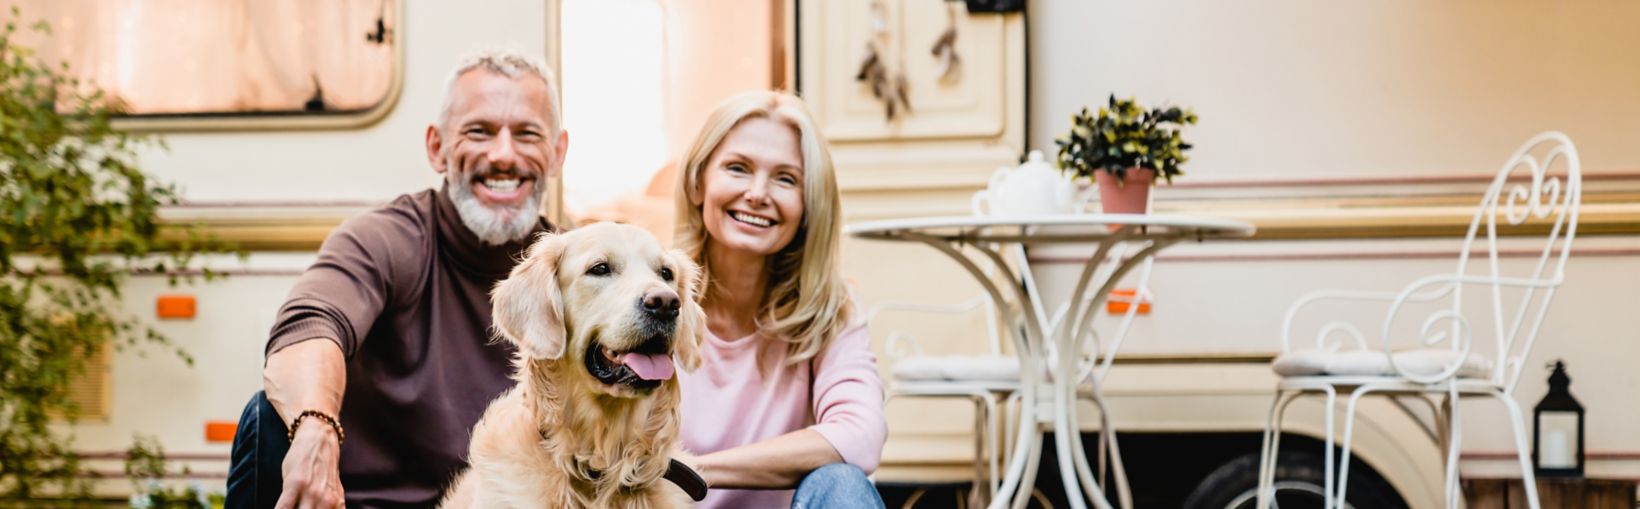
[16,0,395,114]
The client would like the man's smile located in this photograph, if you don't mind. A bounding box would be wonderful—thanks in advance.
[469,173,536,206]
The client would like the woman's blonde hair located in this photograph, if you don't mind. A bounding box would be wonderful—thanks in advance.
[674,90,852,363]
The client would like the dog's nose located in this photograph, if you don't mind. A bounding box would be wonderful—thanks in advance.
[640,290,680,320]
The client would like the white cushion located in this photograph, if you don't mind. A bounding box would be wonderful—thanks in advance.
[1272,349,1388,377]
[1272,348,1492,380]
[892,355,1020,382]
[1393,349,1492,379]
[891,357,948,381]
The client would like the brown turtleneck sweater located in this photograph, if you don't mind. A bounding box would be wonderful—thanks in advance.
[265,186,552,507]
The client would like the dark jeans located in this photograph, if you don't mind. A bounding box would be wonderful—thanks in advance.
[225,391,287,509]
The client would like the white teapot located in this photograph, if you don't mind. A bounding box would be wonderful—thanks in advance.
[972,150,1079,216]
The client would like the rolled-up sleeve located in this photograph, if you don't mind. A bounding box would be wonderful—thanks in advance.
[807,314,888,473]
[265,206,426,360]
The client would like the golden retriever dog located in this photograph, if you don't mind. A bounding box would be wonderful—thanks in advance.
[441,222,704,508]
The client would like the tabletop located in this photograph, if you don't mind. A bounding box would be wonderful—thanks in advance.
[846,214,1257,244]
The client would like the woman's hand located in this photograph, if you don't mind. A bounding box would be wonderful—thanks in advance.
[673,451,708,487]
[681,430,842,489]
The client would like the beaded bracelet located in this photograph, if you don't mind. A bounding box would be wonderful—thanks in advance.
[287,409,345,446]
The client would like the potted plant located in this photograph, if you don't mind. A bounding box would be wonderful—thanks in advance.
[1054,94,1197,214]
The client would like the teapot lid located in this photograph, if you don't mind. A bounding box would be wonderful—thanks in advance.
[1019,150,1053,172]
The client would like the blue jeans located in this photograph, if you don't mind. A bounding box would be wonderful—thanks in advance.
[792,463,886,509]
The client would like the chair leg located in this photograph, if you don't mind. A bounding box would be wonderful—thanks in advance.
[1434,393,1454,506]
[967,394,987,509]
[1257,390,1300,509]
[1494,391,1542,509]
[1001,391,1022,469]
[1321,386,1338,509]
[973,392,1002,507]
[1443,387,1463,509]
[1335,384,1389,506]
[986,393,1003,504]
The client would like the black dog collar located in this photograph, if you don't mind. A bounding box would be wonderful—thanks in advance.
[665,459,708,502]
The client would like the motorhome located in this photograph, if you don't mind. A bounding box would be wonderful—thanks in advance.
[11,1,1640,507]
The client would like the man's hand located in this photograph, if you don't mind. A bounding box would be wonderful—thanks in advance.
[275,421,345,509]
[265,339,347,508]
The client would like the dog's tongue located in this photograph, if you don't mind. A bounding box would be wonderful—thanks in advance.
[621,353,675,381]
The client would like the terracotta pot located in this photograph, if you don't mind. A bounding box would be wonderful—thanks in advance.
[1097,167,1155,214]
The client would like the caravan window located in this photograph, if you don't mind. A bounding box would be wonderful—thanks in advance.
[9,0,400,125]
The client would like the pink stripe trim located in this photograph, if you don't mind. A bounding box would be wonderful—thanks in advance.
[132,268,306,277]
[1166,170,1640,190]
[85,469,227,480]
[1029,247,1640,265]
[172,200,380,208]
[75,451,230,461]
[27,268,305,277]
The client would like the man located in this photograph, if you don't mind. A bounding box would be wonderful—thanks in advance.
[225,50,569,508]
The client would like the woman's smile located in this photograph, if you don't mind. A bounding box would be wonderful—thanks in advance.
[729,209,776,228]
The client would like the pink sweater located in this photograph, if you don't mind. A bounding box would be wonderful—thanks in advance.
[678,313,887,509]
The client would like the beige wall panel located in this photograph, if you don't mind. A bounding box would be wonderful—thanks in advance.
[1028,0,1640,182]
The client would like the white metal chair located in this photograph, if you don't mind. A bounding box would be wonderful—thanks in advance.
[1256,132,1582,509]
[872,294,1014,508]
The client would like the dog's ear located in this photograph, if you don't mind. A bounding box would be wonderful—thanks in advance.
[492,234,568,360]
[668,249,705,372]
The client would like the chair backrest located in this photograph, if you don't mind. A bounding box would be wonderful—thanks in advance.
[867,294,1005,362]
[1447,132,1582,391]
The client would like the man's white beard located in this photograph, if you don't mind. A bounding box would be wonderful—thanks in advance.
[448,176,541,246]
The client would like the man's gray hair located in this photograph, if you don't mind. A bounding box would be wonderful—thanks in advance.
[436,49,563,139]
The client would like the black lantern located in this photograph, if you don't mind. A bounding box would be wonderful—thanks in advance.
[961,0,1025,13]
[1532,360,1585,477]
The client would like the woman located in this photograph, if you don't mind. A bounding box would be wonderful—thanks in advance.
[674,91,888,509]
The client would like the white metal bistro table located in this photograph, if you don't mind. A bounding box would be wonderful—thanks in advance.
[848,214,1255,509]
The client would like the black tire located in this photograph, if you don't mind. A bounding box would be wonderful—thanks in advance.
[1181,451,1407,509]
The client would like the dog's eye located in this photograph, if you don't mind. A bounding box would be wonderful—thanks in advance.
[587,262,611,276]
[659,267,674,282]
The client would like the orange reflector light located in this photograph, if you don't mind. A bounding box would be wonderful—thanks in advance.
[156,295,196,319]
[205,421,237,443]
[1105,288,1151,314]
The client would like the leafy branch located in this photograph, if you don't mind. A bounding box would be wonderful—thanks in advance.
[1,6,236,502]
